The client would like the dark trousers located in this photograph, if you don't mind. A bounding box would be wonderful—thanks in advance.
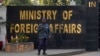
[38,38,47,54]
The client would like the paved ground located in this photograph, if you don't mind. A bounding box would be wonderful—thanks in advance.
[73,51,100,56]
[0,49,84,56]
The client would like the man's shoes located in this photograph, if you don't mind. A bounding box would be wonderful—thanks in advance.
[38,53,47,55]
[38,53,40,55]
[43,53,47,55]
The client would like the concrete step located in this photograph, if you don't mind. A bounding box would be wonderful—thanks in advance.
[73,51,100,56]
[47,49,85,56]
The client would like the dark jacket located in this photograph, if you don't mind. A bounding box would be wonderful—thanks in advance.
[38,23,50,39]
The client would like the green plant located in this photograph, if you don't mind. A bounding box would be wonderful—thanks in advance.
[11,36,16,43]
[3,0,33,6]
[17,33,29,42]
[11,33,29,43]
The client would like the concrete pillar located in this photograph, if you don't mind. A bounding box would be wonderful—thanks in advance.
[0,6,6,49]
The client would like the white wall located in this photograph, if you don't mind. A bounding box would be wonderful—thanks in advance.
[0,6,6,49]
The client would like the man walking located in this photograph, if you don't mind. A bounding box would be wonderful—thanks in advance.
[38,18,50,55]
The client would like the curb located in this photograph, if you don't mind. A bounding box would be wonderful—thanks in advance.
[47,49,86,56]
